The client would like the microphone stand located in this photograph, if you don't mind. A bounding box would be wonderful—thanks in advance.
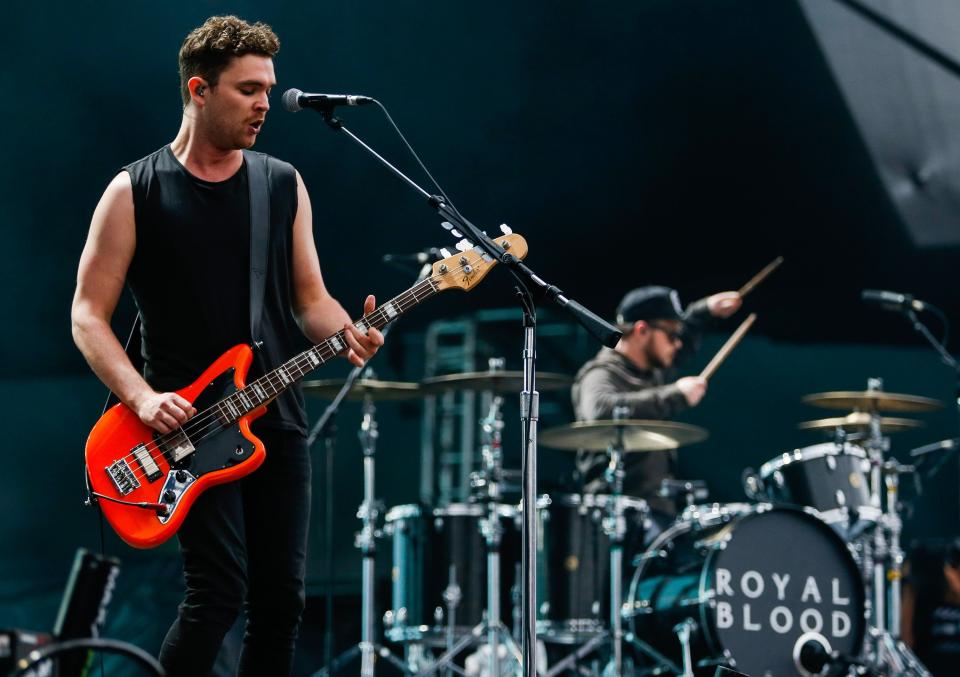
[903,307,960,518]
[314,106,621,675]
[310,261,432,676]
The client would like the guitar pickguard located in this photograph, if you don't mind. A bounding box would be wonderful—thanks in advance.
[164,368,257,478]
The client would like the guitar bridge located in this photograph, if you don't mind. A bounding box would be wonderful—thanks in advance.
[106,459,140,496]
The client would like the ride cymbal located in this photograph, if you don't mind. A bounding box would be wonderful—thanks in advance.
[302,378,423,401]
[798,412,924,434]
[801,391,942,413]
[422,371,572,394]
[540,419,708,452]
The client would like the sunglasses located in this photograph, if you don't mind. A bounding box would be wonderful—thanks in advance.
[649,323,684,343]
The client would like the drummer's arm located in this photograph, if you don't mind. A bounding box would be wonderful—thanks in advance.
[678,293,743,364]
[578,369,688,420]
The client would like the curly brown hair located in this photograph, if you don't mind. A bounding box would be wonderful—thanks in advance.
[178,15,280,107]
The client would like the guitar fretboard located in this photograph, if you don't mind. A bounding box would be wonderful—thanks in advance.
[212,276,439,424]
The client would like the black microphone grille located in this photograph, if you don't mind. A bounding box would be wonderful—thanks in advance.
[282,88,303,113]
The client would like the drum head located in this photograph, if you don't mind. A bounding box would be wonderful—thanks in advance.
[704,507,865,675]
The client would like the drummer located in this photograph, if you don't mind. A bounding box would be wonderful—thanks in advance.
[571,285,741,525]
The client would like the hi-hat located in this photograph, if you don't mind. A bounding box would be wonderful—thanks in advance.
[802,390,942,413]
[798,412,924,434]
[540,419,708,452]
[302,378,422,401]
[422,371,572,394]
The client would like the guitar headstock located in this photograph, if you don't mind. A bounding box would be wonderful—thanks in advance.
[431,233,528,292]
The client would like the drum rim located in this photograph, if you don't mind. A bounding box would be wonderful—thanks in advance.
[433,501,519,518]
[626,503,866,671]
[759,442,867,479]
[536,492,649,511]
[385,503,422,522]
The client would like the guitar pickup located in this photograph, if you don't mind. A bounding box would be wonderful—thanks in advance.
[106,459,140,496]
[157,429,195,463]
[131,443,163,483]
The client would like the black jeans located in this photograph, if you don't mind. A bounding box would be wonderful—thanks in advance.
[159,423,311,676]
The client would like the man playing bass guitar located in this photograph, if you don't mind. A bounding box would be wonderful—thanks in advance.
[71,15,383,675]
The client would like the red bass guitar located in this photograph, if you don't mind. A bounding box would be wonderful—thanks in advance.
[85,234,527,548]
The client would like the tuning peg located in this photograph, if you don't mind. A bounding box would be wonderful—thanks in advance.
[456,239,476,252]
[451,228,463,238]
[441,221,454,231]
[440,248,453,258]
[500,224,512,235]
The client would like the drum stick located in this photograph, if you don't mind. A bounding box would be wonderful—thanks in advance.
[737,256,784,297]
[699,313,757,380]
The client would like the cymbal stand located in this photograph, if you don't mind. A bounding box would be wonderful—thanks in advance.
[315,394,411,676]
[418,388,522,676]
[603,420,628,676]
[857,380,930,676]
[854,380,888,641]
[544,414,629,677]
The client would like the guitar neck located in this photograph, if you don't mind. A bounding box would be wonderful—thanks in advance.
[214,276,440,421]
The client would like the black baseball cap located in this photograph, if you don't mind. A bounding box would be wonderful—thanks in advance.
[616,286,684,324]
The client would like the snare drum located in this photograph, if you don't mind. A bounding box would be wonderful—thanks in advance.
[384,502,519,644]
[535,493,648,643]
[758,442,879,527]
[625,504,866,676]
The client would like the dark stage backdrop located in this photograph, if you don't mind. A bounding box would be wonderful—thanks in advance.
[2,0,959,671]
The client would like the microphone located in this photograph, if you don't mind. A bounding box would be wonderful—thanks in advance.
[282,88,374,113]
[861,289,926,312]
[382,248,442,265]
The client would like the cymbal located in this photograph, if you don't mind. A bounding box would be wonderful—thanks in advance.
[302,378,422,401]
[802,390,942,413]
[540,419,708,452]
[422,371,573,394]
[798,412,924,434]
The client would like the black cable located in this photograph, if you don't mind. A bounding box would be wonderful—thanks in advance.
[373,101,469,225]
[11,637,164,676]
[86,311,140,677]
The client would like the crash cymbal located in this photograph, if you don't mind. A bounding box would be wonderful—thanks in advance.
[798,412,924,434]
[422,371,572,394]
[302,378,422,401]
[802,390,942,413]
[540,419,708,452]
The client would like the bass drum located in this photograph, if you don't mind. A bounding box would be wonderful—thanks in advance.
[625,504,865,677]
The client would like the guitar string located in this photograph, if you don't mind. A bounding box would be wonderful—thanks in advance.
[107,247,504,486]
[107,276,439,484]
[101,252,494,487]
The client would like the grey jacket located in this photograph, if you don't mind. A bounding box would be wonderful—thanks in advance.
[570,298,712,514]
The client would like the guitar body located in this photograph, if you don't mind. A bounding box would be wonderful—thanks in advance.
[85,344,267,549]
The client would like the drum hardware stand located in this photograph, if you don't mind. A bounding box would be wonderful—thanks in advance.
[419,389,523,677]
[544,410,632,677]
[658,479,708,511]
[673,619,696,677]
[850,380,930,676]
[308,259,430,677]
[315,392,412,677]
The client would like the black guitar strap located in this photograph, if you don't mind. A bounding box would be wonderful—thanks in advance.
[244,150,271,351]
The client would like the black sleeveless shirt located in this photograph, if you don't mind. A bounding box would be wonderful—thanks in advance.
[125,145,308,432]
